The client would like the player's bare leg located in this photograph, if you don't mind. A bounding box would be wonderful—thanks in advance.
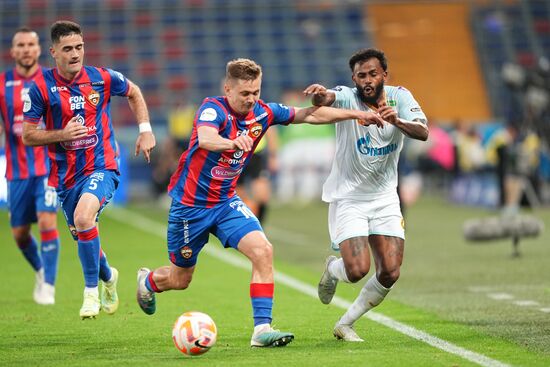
[322,236,371,341]
[336,235,403,341]
[137,264,195,315]
[238,231,294,347]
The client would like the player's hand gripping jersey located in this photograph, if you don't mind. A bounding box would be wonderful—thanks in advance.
[322,85,427,202]
[168,96,294,208]
[23,66,129,190]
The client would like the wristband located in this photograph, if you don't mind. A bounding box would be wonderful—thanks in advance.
[138,122,152,133]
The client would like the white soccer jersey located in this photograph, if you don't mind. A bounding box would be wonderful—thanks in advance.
[322,85,427,202]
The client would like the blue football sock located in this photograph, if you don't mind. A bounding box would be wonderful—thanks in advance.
[16,236,42,272]
[250,283,274,326]
[40,229,60,285]
[99,249,112,282]
[77,227,101,288]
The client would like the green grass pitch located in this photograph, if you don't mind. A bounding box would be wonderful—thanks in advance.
[1,195,549,366]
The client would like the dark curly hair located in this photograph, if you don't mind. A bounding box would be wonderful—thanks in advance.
[348,48,388,72]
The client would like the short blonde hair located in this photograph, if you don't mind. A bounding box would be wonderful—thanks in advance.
[226,58,262,82]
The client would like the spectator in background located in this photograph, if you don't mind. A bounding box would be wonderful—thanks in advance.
[417,122,455,184]
[151,101,193,205]
[486,123,541,213]
[1,27,61,305]
[277,89,335,203]
[451,119,487,175]
[236,127,278,224]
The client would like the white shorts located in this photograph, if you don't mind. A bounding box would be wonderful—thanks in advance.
[328,192,405,250]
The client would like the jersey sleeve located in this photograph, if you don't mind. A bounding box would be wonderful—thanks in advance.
[106,68,130,97]
[330,86,353,109]
[266,102,295,126]
[23,82,45,124]
[396,87,427,123]
[196,101,226,130]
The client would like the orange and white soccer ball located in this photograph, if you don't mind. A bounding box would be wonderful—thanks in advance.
[172,311,217,356]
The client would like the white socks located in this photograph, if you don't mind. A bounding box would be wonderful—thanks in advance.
[338,275,390,326]
[328,258,351,283]
[84,287,99,296]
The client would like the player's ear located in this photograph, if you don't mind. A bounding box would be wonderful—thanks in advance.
[49,46,55,59]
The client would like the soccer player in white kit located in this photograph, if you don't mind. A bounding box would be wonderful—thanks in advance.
[304,48,429,342]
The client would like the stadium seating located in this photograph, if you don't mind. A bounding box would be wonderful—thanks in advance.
[0,0,371,127]
[471,0,550,120]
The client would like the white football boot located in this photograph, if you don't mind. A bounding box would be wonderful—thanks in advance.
[318,255,338,304]
[333,323,364,342]
[80,289,100,319]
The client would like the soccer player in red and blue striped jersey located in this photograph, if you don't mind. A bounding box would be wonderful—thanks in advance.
[0,27,60,306]
[136,58,384,347]
[22,20,156,319]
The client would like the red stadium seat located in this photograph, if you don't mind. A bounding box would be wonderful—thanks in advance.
[138,61,158,76]
[162,28,183,42]
[164,47,185,60]
[517,51,536,67]
[111,47,129,61]
[168,76,189,91]
[534,19,550,34]
[135,13,153,27]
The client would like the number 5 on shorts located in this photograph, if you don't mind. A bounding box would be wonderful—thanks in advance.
[88,178,98,190]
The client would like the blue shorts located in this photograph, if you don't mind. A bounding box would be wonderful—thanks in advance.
[167,196,262,268]
[7,176,58,227]
[58,170,119,239]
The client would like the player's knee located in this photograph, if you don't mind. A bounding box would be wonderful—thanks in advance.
[13,232,32,248]
[171,272,193,290]
[378,268,400,287]
[73,213,95,231]
[346,266,369,283]
[249,241,273,265]
[37,214,57,232]
[172,278,191,290]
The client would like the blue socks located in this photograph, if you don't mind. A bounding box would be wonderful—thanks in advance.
[16,236,42,272]
[77,227,101,288]
[250,283,274,326]
[40,229,60,285]
[99,249,112,282]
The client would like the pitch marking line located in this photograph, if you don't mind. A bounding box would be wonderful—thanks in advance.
[107,207,511,367]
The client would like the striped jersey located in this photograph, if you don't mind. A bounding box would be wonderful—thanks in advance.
[23,66,129,190]
[322,85,427,202]
[0,66,49,180]
[168,96,295,207]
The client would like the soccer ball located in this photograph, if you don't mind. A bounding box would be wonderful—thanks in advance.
[172,311,217,356]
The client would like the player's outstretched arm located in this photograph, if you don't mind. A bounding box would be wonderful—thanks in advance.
[198,125,253,152]
[293,106,384,127]
[303,83,335,106]
[22,117,88,146]
[127,81,156,162]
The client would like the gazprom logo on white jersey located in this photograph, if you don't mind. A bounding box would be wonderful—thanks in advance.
[357,135,398,156]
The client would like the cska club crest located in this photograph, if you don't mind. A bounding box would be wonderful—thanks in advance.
[250,123,263,137]
[87,90,100,106]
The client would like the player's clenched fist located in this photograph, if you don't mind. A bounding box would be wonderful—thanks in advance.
[377,104,398,124]
[62,116,88,140]
[232,134,254,152]
[356,110,385,128]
